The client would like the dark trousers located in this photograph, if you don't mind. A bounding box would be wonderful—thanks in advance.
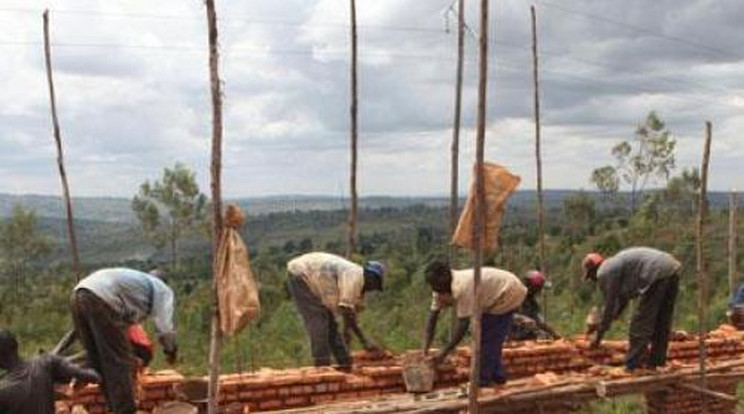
[71,290,136,414]
[626,274,679,370]
[480,312,514,385]
[287,274,351,367]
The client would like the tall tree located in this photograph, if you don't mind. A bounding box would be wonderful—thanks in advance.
[131,162,208,269]
[591,111,676,212]
[347,0,359,258]
[0,205,52,289]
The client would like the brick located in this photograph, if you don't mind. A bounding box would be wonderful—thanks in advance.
[283,396,310,408]
[310,393,335,404]
[257,399,283,410]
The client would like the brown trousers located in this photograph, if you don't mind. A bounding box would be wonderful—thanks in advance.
[71,289,136,414]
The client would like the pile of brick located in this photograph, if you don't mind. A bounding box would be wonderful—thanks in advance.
[55,325,744,413]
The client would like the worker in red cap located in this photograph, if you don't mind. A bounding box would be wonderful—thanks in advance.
[511,270,560,340]
[582,247,681,371]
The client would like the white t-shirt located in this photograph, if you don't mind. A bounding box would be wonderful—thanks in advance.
[431,267,527,318]
[287,252,365,313]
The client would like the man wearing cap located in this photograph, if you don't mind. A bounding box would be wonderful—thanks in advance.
[286,252,385,369]
[70,268,178,414]
[582,247,681,370]
[511,270,560,340]
[0,329,100,414]
[422,260,527,386]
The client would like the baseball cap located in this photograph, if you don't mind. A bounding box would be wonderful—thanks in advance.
[363,261,386,289]
[582,253,605,280]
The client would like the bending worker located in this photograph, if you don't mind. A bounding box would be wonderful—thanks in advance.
[0,329,100,414]
[287,252,385,369]
[71,268,178,414]
[582,247,681,371]
[423,260,527,386]
[511,270,560,340]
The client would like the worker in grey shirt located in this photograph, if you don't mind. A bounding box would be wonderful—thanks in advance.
[71,268,177,414]
[582,247,681,370]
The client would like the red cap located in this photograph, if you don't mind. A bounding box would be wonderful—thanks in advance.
[525,270,548,289]
[582,253,605,279]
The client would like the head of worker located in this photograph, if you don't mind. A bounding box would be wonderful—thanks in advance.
[582,253,605,282]
[0,329,19,369]
[362,261,385,293]
[524,270,550,294]
[425,260,453,295]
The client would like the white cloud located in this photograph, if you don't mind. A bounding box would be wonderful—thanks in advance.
[0,0,742,197]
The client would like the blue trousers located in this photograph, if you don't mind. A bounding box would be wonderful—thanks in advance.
[480,312,514,385]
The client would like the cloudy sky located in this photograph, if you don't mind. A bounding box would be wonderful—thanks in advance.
[1,0,742,198]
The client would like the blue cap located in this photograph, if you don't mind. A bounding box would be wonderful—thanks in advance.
[363,261,386,287]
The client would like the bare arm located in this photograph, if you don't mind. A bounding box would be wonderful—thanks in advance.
[437,317,469,358]
[340,306,374,350]
[423,309,440,354]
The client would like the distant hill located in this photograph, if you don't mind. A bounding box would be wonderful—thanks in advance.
[0,190,736,223]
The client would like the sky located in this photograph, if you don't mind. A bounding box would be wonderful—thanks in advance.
[1,0,742,198]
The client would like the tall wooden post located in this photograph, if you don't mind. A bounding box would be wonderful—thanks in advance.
[347,0,359,258]
[449,0,465,262]
[530,5,547,321]
[696,121,712,410]
[448,0,466,342]
[205,0,224,412]
[468,0,490,411]
[43,10,81,279]
[729,190,738,298]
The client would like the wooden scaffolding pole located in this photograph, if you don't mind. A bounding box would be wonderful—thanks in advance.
[43,10,81,279]
[729,190,738,297]
[530,4,547,322]
[696,121,712,411]
[205,0,224,412]
[347,0,359,258]
[468,0,490,411]
[449,0,465,263]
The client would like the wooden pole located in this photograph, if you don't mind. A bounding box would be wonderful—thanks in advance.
[696,121,712,412]
[469,0,490,411]
[530,4,547,322]
[205,0,224,412]
[449,0,465,263]
[729,190,738,298]
[43,10,81,279]
[448,0,465,343]
[347,0,359,258]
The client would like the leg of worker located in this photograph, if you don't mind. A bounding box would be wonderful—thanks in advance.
[75,290,136,414]
[287,274,333,366]
[627,279,667,370]
[649,275,679,367]
[327,311,351,368]
[480,312,513,385]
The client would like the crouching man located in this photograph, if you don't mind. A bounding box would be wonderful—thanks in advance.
[0,329,100,414]
[423,260,527,386]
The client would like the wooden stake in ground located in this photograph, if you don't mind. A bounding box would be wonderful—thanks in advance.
[448,0,466,343]
[205,0,224,412]
[347,0,359,258]
[696,121,712,411]
[468,0,490,412]
[729,190,738,297]
[43,10,81,279]
[449,0,465,263]
[530,4,547,322]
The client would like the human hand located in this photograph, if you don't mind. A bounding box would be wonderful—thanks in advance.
[590,336,602,349]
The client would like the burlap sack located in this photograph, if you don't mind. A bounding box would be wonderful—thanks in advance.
[216,204,260,336]
[452,162,521,252]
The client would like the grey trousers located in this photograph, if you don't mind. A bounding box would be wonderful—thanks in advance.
[287,273,351,367]
[626,274,679,369]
